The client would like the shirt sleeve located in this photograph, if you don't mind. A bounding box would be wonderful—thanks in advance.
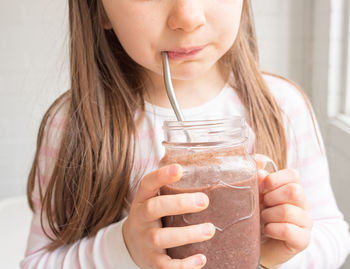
[271,79,350,268]
[20,99,139,269]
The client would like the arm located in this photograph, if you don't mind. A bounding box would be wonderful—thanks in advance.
[21,105,139,269]
[278,85,350,268]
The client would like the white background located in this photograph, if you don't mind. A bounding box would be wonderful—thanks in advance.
[0,0,349,267]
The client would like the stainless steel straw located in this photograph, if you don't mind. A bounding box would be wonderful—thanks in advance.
[161,52,191,142]
[162,52,185,122]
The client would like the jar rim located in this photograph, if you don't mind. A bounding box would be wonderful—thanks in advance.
[162,139,248,150]
[162,116,248,148]
[163,117,245,130]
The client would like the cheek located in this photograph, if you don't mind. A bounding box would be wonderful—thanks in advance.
[106,4,162,70]
[116,26,150,60]
[116,26,161,74]
[206,1,243,52]
[113,21,151,57]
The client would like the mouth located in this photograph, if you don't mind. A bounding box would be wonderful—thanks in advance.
[166,45,206,60]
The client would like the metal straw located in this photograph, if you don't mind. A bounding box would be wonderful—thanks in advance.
[161,52,191,142]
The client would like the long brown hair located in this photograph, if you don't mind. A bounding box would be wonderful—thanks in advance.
[27,0,288,250]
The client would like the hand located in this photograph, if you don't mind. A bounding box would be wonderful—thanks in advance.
[122,164,215,269]
[257,161,313,268]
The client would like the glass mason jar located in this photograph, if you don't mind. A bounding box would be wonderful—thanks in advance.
[159,117,260,269]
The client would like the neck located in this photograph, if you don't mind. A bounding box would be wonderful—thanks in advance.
[144,62,229,109]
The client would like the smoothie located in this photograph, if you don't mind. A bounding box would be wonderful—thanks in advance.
[159,151,260,268]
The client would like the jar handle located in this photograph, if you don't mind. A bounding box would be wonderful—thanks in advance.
[254,154,278,246]
[254,154,278,174]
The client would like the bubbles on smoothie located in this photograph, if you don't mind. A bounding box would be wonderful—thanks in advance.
[172,156,255,189]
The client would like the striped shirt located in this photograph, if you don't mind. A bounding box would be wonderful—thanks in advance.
[21,74,350,268]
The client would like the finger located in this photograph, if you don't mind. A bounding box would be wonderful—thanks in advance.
[254,154,269,170]
[141,192,209,222]
[153,253,207,269]
[263,168,300,194]
[264,222,311,252]
[261,204,313,228]
[147,223,216,249]
[263,183,308,209]
[134,164,182,203]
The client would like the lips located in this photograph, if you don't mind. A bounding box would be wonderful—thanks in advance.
[166,45,206,60]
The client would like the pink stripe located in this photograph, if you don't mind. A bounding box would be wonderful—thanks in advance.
[31,223,55,238]
[81,238,95,267]
[88,238,94,256]
[43,251,53,268]
[229,92,242,105]
[32,196,41,208]
[21,255,40,269]
[30,224,45,235]
[20,257,32,269]
[289,151,323,169]
[39,146,58,158]
[287,100,310,119]
[295,130,318,147]
[39,173,52,185]
[101,229,111,268]
[49,117,66,129]
[137,128,155,139]
[133,157,160,170]
[75,248,81,269]
[309,260,316,269]
[24,247,46,260]
[286,127,316,148]
[61,247,69,269]
[286,139,295,151]
[289,128,316,147]
[32,194,55,210]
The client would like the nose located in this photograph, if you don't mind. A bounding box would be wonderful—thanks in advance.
[167,0,206,32]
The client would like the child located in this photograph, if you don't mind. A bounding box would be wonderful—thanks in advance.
[22,0,350,268]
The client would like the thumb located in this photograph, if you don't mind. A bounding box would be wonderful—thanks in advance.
[133,164,182,203]
[254,154,269,170]
[258,169,269,194]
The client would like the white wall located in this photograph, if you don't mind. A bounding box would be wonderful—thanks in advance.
[253,0,313,96]
[0,1,69,199]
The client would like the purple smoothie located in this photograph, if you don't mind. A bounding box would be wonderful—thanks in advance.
[160,168,260,269]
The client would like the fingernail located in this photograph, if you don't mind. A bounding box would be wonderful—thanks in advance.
[258,169,269,179]
[195,194,208,208]
[168,164,179,177]
[202,223,215,237]
[194,254,206,267]
[259,182,264,193]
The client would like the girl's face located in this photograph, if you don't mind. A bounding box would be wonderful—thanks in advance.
[101,0,243,81]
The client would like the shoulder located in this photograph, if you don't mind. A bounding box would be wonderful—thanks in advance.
[262,73,322,146]
[262,73,311,117]
[30,90,71,202]
[39,90,71,150]
[263,73,308,107]
[262,73,319,140]
[46,91,71,127]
